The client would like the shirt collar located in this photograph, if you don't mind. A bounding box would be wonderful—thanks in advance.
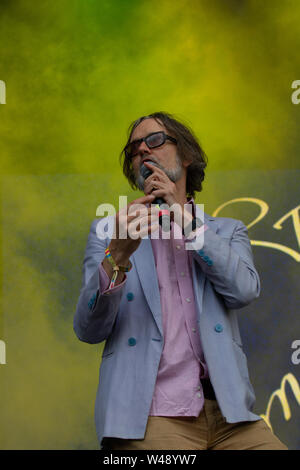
[186,196,196,219]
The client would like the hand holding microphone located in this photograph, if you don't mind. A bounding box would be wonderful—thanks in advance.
[140,160,199,236]
[140,161,172,231]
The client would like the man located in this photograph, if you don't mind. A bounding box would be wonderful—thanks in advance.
[74,112,287,450]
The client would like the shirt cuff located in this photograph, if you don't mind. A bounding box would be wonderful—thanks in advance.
[99,262,127,294]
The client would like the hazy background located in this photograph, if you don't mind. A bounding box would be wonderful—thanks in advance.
[0,0,299,449]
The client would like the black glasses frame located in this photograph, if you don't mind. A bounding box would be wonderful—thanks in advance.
[124,131,177,158]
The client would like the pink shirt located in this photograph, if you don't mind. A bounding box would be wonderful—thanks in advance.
[99,199,209,417]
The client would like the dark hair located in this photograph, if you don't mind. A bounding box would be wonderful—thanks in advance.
[119,111,208,198]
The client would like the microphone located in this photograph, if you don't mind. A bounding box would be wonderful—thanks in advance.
[140,162,171,232]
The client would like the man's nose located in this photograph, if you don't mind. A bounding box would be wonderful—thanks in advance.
[137,140,151,156]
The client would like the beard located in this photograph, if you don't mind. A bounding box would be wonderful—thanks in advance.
[134,154,184,191]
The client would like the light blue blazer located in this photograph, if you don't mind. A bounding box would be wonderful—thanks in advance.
[74,207,262,446]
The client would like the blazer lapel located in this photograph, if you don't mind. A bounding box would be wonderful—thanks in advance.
[132,237,163,337]
[191,207,217,317]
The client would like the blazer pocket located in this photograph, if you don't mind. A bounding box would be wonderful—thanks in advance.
[101,351,114,359]
[101,337,114,358]
[232,340,249,379]
[232,338,243,348]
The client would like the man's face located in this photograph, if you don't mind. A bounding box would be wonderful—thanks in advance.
[130,118,185,191]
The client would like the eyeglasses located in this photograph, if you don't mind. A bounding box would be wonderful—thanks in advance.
[124,131,177,158]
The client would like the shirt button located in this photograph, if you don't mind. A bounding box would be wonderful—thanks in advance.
[186,298,191,303]
[176,245,181,250]
[197,386,201,390]
[197,392,202,398]
[192,328,196,332]
[180,272,185,276]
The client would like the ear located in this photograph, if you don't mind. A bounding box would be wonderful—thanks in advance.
[182,158,192,169]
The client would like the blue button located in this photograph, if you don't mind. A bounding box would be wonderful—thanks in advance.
[88,293,97,310]
[203,255,210,262]
[207,260,213,266]
[128,337,136,346]
[215,324,223,333]
[197,249,204,257]
[127,292,134,301]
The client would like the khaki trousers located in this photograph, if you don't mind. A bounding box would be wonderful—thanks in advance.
[102,399,288,450]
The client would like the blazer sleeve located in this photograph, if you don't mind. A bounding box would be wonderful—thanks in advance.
[73,218,126,344]
[189,220,260,309]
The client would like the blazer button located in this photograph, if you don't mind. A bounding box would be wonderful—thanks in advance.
[207,260,213,266]
[128,337,136,346]
[197,249,204,257]
[127,292,134,301]
[215,324,223,333]
[203,255,210,263]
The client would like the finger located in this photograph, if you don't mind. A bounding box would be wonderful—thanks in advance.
[146,176,164,188]
[129,194,155,207]
[148,205,160,215]
[137,212,159,227]
[144,183,160,196]
[142,223,160,238]
[143,183,153,196]
[146,174,161,183]
[143,162,169,180]
[116,206,159,237]
[138,211,160,231]
[152,180,164,189]
[130,217,160,239]
[143,163,165,177]
[150,189,166,199]
[127,204,159,221]
[144,178,158,192]
[144,179,164,193]
[127,215,149,239]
